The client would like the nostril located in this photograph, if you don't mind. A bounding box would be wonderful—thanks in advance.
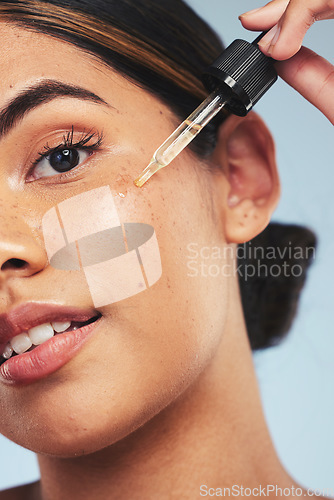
[1,258,28,272]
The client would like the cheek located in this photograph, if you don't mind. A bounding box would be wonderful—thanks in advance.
[0,158,229,456]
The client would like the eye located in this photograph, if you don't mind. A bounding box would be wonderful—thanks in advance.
[27,129,103,182]
[31,147,90,180]
[48,148,84,172]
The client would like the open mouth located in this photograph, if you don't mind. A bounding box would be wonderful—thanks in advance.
[0,314,101,367]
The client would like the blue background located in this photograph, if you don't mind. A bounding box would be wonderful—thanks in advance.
[0,0,333,492]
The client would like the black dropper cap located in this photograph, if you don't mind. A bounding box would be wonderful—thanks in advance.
[202,31,277,116]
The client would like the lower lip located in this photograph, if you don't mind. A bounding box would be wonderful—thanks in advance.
[0,319,101,385]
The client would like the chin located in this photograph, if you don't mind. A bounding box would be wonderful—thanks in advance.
[0,330,208,457]
[0,382,172,458]
[1,407,138,457]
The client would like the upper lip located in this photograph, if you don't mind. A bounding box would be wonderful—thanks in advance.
[0,302,98,346]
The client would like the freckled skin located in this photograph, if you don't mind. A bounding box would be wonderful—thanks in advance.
[0,22,228,454]
[114,173,133,198]
[0,21,303,500]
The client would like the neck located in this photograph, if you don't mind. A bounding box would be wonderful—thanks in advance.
[37,293,294,500]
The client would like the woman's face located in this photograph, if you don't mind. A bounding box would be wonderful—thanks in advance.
[0,23,231,456]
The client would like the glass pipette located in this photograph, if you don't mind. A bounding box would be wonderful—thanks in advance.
[134,32,277,188]
[134,88,227,187]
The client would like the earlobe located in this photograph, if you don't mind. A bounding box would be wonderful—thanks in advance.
[212,112,280,244]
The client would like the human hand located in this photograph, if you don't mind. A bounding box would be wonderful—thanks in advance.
[239,0,334,124]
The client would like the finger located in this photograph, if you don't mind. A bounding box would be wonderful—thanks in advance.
[239,0,289,31]
[276,46,334,124]
[258,0,334,60]
[314,7,334,20]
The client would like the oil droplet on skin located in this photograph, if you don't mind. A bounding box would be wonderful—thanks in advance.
[115,173,132,198]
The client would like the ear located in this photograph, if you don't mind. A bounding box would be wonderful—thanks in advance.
[211,112,280,244]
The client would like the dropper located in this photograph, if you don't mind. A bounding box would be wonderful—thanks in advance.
[134,31,277,187]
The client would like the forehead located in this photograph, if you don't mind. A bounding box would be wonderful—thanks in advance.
[0,21,158,112]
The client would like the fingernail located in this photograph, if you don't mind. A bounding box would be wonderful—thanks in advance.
[258,24,281,52]
[239,7,262,18]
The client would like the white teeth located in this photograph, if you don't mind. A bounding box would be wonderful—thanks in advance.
[10,333,32,355]
[28,323,55,345]
[1,320,74,360]
[2,343,13,359]
[51,321,71,333]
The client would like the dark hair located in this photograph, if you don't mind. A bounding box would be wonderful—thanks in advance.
[0,0,316,348]
[238,223,316,349]
[0,0,226,156]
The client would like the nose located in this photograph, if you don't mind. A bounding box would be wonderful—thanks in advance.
[0,227,47,280]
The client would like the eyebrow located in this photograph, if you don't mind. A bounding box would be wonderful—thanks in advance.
[0,79,110,138]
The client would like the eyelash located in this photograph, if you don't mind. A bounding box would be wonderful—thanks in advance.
[28,126,104,181]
